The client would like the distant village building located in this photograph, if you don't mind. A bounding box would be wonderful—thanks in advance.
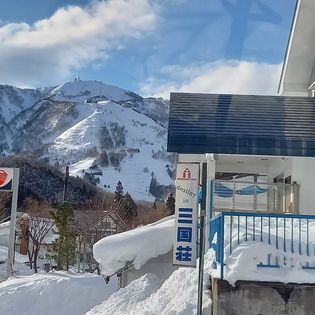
[76,210,127,273]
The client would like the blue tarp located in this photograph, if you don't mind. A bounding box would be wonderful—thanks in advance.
[237,185,268,195]
[215,182,268,198]
[215,182,234,198]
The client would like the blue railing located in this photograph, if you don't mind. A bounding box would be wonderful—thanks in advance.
[209,211,315,279]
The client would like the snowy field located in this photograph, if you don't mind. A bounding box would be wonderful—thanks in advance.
[0,272,117,315]
[0,259,212,315]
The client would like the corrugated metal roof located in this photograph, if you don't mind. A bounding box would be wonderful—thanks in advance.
[167,93,315,156]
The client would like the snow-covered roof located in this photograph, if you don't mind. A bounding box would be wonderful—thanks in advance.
[93,216,174,275]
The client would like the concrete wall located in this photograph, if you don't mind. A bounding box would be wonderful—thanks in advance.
[120,250,176,288]
[212,278,315,315]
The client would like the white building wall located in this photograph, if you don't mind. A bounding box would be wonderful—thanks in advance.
[267,158,292,182]
[120,251,176,288]
[291,157,315,215]
[266,156,315,215]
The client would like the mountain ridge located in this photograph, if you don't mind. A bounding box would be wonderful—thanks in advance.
[0,80,175,202]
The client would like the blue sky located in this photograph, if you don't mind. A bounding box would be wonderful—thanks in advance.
[0,0,295,97]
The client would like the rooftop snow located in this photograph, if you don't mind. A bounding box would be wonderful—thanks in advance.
[93,216,174,275]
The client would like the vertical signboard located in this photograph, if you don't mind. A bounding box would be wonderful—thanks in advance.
[0,168,14,192]
[173,163,199,267]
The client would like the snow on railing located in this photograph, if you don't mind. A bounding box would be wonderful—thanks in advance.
[209,211,315,280]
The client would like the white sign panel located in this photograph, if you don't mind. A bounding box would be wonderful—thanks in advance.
[173,163,199,267]
[0,168,14,192]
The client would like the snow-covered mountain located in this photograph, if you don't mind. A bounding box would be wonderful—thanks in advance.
[0,85,48,153]
[1,80,174,201]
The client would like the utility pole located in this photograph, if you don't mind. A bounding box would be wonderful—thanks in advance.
[6,168,20,277]
[63,166,70,203]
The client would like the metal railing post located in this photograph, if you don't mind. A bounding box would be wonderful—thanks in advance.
[220,214,225,280]
[232,183,236,211]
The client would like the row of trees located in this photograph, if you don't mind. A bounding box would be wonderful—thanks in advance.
[15,180,174,273]
[15,181,139,273]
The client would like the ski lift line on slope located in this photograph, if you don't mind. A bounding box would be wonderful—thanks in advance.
[101,181,153,192]
[104,187,151,196]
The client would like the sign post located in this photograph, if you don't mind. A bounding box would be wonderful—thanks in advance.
[173,163,199,267]
[197,163,207,315]
[0,168,20,277]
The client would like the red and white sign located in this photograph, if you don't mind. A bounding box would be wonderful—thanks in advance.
[176,167,197,181]
[0,168,14,191]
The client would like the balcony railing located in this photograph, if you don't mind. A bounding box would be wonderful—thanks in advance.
[209,211,315,280]
[211,180,299,215]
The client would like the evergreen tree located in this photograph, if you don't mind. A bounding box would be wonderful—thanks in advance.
[112,180,124,214]
[114,181,124,202]
[123,192,138,223]
[51,202,76,270]
[112,182,138,225]
[165,193,175,215]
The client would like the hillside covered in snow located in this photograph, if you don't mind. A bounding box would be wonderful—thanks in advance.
[0,80,175,201]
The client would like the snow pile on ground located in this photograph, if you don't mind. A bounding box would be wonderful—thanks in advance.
[0,272,117,315]
[210,216,315,285]
[0,245,30,282]
[93,216,174,275]
[86,253,213,315]
[0,221,10,247]
[86,273,163,315]
[0,245,28,263]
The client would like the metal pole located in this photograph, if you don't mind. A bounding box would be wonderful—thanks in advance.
[77,237,82,274]
[6,168,20,277]
[63,166,70,202]
[82,238,86,273]
[197,163,207,315]
[253,175,257,211]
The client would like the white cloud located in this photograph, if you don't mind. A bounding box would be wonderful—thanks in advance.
[140,60,282,98]
[0,0,158,87]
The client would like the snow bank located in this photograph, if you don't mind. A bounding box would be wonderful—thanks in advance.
[0,221,10,247]
[93,216,174,275]
[0,272,117,315]
[86,253,213,315]
[86,273,162,315]
[0,245,30,282]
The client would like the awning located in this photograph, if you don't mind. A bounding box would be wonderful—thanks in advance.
[167,93,315,157]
